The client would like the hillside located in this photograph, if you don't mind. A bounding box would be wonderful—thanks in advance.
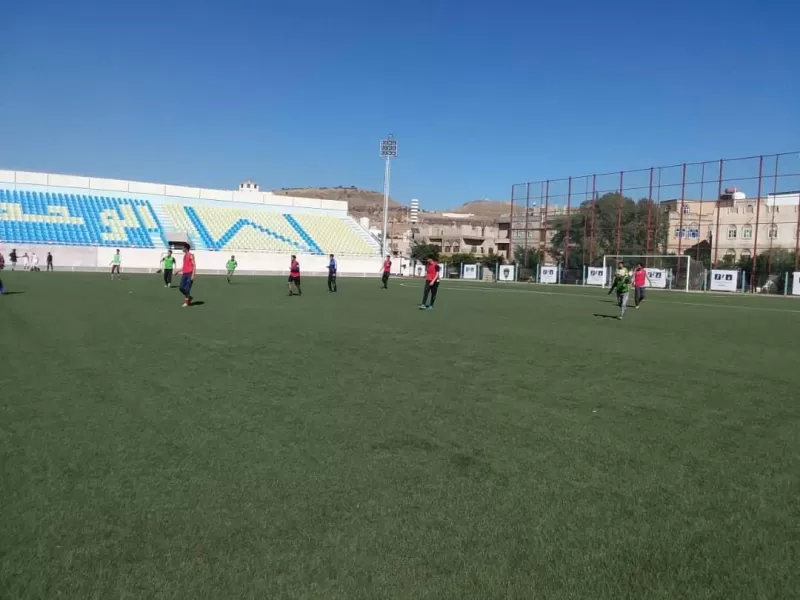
[451,200,511,218]
[272,187,510,221]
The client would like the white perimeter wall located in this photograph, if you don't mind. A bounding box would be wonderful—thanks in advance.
[1,244,383,276]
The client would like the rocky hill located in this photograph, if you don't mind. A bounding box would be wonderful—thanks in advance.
[272,187,510,221]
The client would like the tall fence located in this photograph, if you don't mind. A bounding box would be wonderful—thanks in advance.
[509,151,800,293]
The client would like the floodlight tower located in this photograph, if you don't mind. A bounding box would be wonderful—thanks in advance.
[379,134,397,255]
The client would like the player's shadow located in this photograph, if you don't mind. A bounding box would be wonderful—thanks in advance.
[593,313,619,320]
[2,291,25,295]
[190,301,205,307]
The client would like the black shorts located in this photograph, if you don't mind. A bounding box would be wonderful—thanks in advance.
[288,275,301,284]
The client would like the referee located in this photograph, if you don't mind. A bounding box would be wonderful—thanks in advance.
[327,253,338,292]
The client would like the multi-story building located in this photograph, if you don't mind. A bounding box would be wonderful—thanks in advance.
[664,190,800,261]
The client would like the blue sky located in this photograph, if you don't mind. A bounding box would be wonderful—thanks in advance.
[0,0,797,209]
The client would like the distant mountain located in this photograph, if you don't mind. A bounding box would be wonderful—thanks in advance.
[272,187,510,222]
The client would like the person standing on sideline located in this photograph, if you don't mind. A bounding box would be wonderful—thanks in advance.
[326,254,338,292]
[381,255,392,289]
[226,255,237,283]
[46,252,53,271]
[288,255,301,296]
[22,253,29,271]
[609,260,632,320]
[110,250,121,279]
[0,250,5,294]
[31,253,40,272]
[160,250,177,287]
[418,257,440,310]
[176,245,195,307]
[9,249,17,271]
[633,263,651,308]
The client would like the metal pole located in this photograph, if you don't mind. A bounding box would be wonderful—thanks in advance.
[508,185,515,262]
[565,176,572,269]
[524,182,531,264]
[382,156,390,255]
[645,167,654,262]
[676,163,687,281]
[697,162,706,262]
[615,171,624,256]
[713,159,724,267]
[766,155,780,278]
[589,174,597,264]
[542,180,550,263]
[750,155,764,291]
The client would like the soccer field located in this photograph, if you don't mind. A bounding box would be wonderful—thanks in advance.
[2,272,798,599]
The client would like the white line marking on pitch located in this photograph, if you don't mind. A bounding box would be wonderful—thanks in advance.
[400,282,800,314]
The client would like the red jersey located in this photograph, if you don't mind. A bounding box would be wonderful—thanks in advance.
[426,261,439,282]
[182,252,194,274]
[633,269,646,287]
[290,259,300,275]
[383,259,392,273]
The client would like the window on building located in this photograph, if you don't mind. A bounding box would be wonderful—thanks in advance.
[452,245,460,253]
[489,247,494,254]
[727,225,737,239]
[480,247,485,254]
[725,249,736,261]
[774,206,780,213]
[747,204,754,213]
[768,224,778,239]
[444,246,451,253]
[742,225,753,240]
[471,246,477,253]
[681,204,690,214]
[687,223,699,239]
[739,249,751,260]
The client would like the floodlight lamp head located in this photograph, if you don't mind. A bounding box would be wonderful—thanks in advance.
[380,134,398,158]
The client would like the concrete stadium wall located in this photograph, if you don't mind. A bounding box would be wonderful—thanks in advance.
[0,244,383,276]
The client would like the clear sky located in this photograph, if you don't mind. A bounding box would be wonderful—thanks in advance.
[1,0,797,209]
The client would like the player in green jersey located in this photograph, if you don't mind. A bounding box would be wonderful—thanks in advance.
[226,256,237,283]
[609,260,632,320]
[110,250,121,280]
[160,250,177,288]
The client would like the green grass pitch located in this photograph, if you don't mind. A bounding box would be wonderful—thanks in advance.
[1,271,798,599]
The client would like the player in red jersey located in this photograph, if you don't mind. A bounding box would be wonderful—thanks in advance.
[175,244,196,307]
[381,255,392,289]
[418,258,440,310]
[288,255,302,296]
[633,263,651,307]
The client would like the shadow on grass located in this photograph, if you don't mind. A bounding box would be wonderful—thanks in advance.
[593,313,620,320]
[2,291,25,295]
[190,301,205,307]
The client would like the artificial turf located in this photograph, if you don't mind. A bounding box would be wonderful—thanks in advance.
[1,271,798,599]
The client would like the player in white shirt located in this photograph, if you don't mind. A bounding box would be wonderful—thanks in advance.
[31,253,40,272]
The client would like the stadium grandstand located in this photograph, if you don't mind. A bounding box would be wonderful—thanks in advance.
[0,170,383,275]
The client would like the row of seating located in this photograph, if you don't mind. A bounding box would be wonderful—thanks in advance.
[0,189,380,256]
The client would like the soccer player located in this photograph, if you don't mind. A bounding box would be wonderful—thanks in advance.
[418,257,440,310]
[327,254,337,292]
[609,260,632,320]
[176,245,195,307]
[110,250,121,279]
[9,249,16,270]
[160,250,177,287]
[31,253,40,272]
[22,253,29,271]
[0,250,5,294]
[381,255,392,289]
[288,255,301,296]
[226,255,237,284]
[633,263,652,308]
[46,252,53,271]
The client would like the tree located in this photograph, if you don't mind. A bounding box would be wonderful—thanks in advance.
[410,242,440,262]
[549,193,668,266]
[513,247,541,269]
[480,252,505,267]
[445,252,478,265]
